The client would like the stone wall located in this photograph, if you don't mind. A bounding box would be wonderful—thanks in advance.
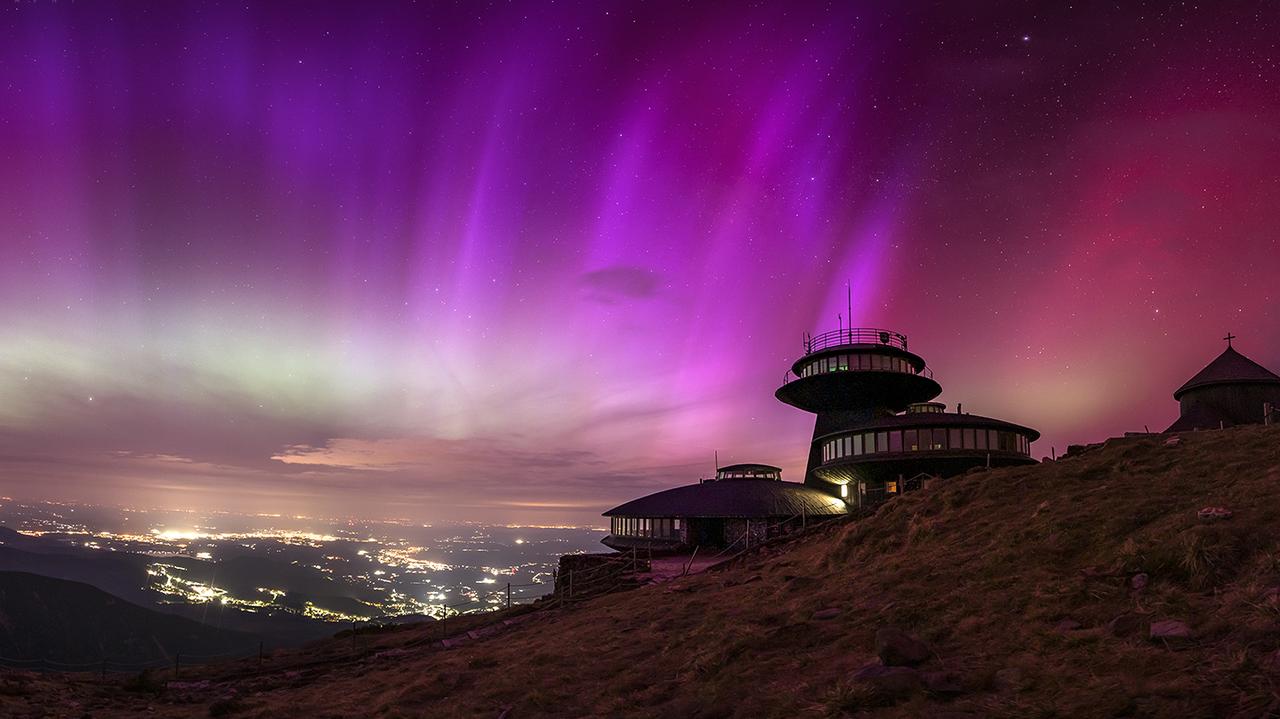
[553,553,649,599]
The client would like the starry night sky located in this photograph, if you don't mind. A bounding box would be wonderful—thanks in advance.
[1,1,1278,524]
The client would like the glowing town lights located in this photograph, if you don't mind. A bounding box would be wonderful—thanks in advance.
[195,551,213,559]
[153,529,205,541]
[514,538,525,544]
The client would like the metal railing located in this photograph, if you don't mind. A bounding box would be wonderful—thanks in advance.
[804,327,908,354]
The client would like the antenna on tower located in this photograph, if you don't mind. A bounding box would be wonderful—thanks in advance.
[847,280,853,342]
[714,450,719,471]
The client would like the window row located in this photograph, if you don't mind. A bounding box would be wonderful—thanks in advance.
[821,427,1031,462]
[799,353,919,378]
[610,516,682,538]
[716,470,780,480]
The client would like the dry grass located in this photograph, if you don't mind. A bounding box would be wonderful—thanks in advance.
[9,425,1280,718]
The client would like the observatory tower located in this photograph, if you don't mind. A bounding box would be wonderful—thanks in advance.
[776,327,1039,506]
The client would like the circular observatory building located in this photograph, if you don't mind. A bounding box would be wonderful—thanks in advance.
[776,327,1040,507]
[601,464,847,552]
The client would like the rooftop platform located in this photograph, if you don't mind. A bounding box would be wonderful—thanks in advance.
[803,327,910,355]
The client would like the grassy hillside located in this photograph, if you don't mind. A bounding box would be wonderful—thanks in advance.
[6,425,1280,718]
[0,572,257,667]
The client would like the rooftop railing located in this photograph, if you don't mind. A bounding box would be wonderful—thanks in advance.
[804,327,908,355]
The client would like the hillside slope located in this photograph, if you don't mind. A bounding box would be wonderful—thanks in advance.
[6,425,1280,718]
[0,572,257,667]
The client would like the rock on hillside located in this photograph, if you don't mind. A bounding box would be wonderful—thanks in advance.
[7,425,1280,718]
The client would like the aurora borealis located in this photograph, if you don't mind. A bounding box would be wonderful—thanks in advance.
[1,2,1278,524]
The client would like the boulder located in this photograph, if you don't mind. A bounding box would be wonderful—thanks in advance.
[1107,614,1145,638]
[1054,618,1082,632]
[921,670,964,695]
[850,664,922,700]
[1149,619,1191,641]
[1262,649,1280,673]
[1198,507,1233,521]
[993,667,1024,690]
[811,607,841,621]
[875,627,932,666]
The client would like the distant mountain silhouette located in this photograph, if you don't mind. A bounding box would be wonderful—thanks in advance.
[0,533,334,646]
[0,539,156,605]
[0,571,255,667]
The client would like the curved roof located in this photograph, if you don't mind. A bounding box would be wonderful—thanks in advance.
[1174,346,1280,399]
[814,411,1040,442]
[603,480,847,519]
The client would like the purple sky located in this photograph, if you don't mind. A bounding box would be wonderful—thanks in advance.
[1,2,1278,525]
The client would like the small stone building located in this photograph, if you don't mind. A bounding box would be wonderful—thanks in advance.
[1166,340,1280,432]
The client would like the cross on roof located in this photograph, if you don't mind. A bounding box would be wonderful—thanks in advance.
[1224,332,1236,347]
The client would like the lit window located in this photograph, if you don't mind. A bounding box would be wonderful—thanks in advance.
[905,429,919,451]
[886,481,898,493]
[877,432,889,453]
[843,436,852,456]
[840,484,849,498]
[853,434,863,455]
[674,519,681,530]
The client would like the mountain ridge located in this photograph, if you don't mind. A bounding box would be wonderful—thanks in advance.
[0,571,256,668]
[4,424,1280,717]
